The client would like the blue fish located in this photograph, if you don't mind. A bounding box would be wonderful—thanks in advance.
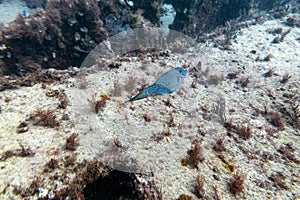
[21,9,28,17]
[127,67,188,102]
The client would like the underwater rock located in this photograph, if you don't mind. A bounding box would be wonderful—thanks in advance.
[131,0,163,25]
[0,0,155,76]
[104,14,131,36]
[169,0,250,37]
[167,0,298,39]
[24,0,47,9]
[0,0,108,75]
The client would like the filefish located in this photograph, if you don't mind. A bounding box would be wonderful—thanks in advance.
[127,67,188,102]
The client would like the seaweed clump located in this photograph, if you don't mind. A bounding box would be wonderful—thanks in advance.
[224,119,252,140]
[187,142,204,169]
[65,133,79,151]
[43,158,59,173]
[0,142,35,161]
[32,109,59,128]
[267,112,284,130]
[213,138,226,152]
[194,175,205,198]
[88,94,110,113]
[12,177,40,198]
[268,172,288,189]
[228,173,245,196]
[151,128,172,142]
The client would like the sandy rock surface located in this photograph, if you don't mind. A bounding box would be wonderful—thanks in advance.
[0,17,299,199]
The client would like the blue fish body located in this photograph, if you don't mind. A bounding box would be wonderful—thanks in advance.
[127,67,188,102]
[22,9,28,17]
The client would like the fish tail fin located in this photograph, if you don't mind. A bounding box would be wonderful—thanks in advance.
[126,84,167,102]
[126,88,148,102]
